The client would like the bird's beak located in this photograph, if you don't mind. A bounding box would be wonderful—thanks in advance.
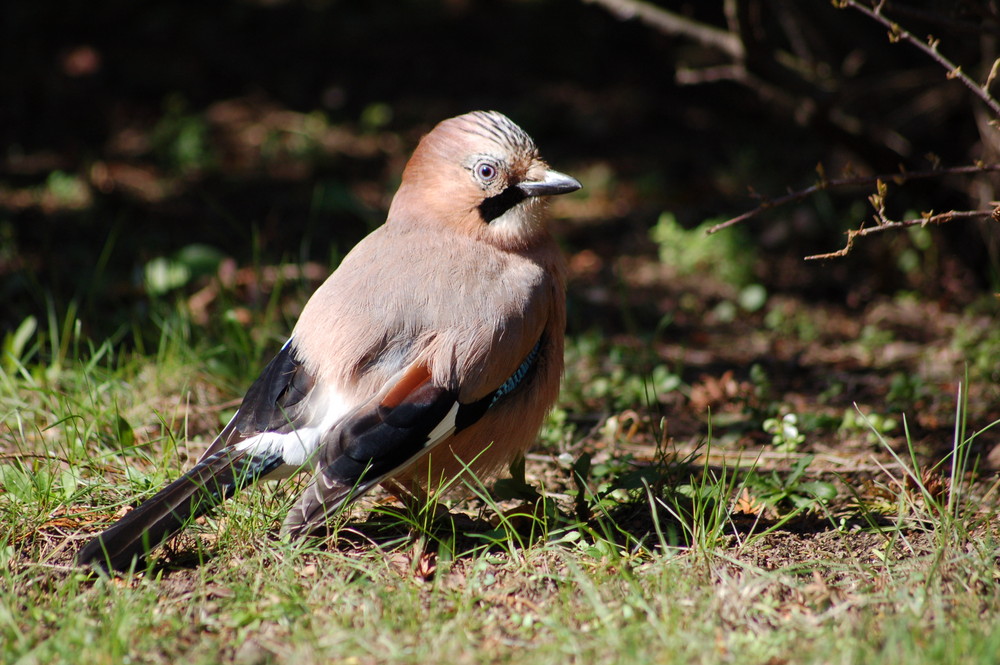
[518,169,582,198]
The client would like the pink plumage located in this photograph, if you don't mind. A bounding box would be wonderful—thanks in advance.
[78,111,580,570]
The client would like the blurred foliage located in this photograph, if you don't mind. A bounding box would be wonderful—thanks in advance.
[650,213,757,288]
[0,0,997,354]
[143,244,225,296]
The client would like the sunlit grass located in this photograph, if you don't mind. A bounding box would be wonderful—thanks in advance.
[2,288,999,665]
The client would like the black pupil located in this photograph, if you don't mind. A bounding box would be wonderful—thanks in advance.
[479,164,495,179]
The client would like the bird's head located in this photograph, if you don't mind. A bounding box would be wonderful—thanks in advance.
[388,111,581,249]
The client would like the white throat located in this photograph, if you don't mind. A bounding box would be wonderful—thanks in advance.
[488,198,545,242]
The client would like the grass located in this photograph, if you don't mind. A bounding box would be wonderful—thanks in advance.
[3,280,1000,665]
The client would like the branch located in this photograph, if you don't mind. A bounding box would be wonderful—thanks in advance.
[582,0,745,60]
[840,0,1000,118]
[804,207,1000,261]
[707,163,1000,234]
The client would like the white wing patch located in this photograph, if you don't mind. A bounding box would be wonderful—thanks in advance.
[425,402,459,447]
[235,385,352,478]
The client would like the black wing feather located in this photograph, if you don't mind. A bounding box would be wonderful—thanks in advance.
[199,341,315,461]
[323,381,458,485]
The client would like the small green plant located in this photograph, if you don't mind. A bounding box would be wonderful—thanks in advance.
[0,461,78,508]
[762,413,806,451]
[536,406,573,448]
[951,314,1000,384]
[885,371,928,411]
[590,360,680,412]
[763,299,821,343]
[661,472,733,552]
[858,324,894,350]
[745,455,837,511]
[563,333,683,412]
[143,244,226,296]
[841,408,898,443]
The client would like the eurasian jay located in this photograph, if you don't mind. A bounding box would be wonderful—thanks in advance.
[77,110,580,571]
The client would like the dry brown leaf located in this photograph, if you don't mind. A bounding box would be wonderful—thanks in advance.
[732,487,764,515]
[688,371,755,412]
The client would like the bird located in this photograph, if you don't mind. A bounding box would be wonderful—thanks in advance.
[77,110,580,571]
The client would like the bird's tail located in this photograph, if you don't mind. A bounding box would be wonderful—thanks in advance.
[77,449,281,571]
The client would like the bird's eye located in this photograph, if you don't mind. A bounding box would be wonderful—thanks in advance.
[477,162,498,182]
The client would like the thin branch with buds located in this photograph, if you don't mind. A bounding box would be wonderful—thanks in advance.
[804,207,1000,261]
[707,163,1000,234]
[839,0,1000,118]
[586,0,1000,261]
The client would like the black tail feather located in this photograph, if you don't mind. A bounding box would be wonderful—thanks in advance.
[77,449,281,571]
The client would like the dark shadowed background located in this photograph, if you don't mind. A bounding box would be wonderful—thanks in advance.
[2,0,998,382]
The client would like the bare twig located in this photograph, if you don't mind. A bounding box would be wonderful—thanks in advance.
[840,0,1000,118]
[804,207,1000,261]
[582,0,745,60]
[707,163,1000,234]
